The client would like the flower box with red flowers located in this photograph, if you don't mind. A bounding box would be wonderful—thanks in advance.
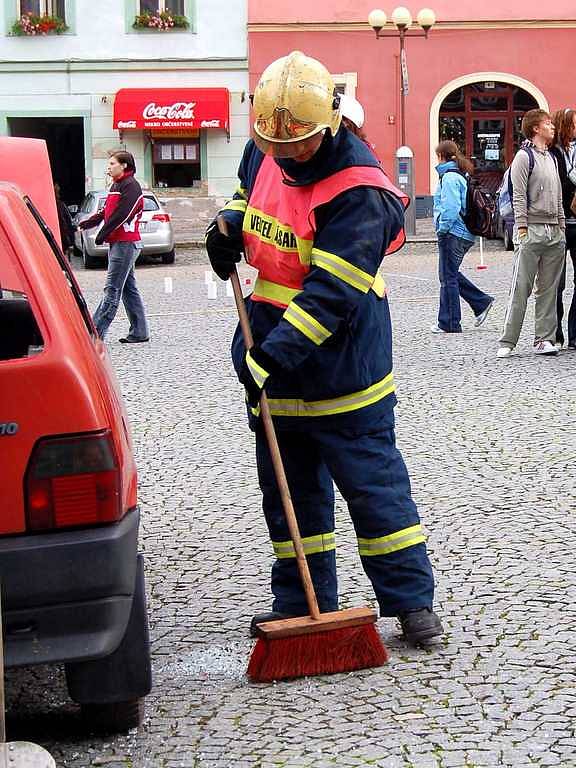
[12,12,68,35]
[133,11,189,30]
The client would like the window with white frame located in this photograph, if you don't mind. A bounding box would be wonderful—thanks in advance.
[20,0,65,17]
[333,73,358,97]
[139,0,185,13]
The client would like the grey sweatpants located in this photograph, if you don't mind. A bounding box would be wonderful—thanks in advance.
[500,224,566,347]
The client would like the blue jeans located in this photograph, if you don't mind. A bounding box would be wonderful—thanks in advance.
[437,233,492,332]
[93,241,149,340]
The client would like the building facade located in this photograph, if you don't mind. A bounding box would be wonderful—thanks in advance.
[0,0,248,203]
[248,0,576,203]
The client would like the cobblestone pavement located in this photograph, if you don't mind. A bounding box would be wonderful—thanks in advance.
[6,241,576,767]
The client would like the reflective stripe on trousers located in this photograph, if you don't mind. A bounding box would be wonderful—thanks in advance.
[255,425,435,617]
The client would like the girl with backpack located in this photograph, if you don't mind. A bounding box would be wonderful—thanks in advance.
[550,108,576,349]
[432,140,494,333]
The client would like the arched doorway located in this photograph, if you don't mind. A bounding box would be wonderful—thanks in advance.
[439,81,538,193]
[428,73,549,193]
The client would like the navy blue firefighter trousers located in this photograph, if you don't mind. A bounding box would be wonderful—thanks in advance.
[255,424,435,617]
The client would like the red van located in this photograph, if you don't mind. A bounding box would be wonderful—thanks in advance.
[0,139,151,732]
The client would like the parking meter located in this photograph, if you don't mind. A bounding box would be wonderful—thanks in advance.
[395,146,416,236]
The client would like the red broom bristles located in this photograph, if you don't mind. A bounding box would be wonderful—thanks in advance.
[247,623,388,682]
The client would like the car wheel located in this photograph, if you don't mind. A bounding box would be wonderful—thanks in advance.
[161,249,175,265]
[81,698,144,733]
[503,227,513,251]
[82,237,100,269]
[65,555,152,733]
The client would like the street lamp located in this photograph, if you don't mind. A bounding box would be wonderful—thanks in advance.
[368,7,435,235]
[368,6,436,146]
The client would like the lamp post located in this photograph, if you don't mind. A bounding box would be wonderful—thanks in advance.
[368,7,436,234]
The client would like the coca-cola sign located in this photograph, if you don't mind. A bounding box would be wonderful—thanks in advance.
[142,101,196,121]
[113,88,229,132]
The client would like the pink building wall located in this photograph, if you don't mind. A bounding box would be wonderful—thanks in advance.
[248,4,576,194]
[250,1,576,24]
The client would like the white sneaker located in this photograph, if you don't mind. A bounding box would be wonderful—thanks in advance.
[555,342,563,351]
[534,340,558,356]
[430,324,448,334]
[497,346,513,358]
[474,299,495,327]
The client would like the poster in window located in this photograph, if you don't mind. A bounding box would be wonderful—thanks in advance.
[160,144,172,161]
[173,144,185,160]
[185,144,198,160]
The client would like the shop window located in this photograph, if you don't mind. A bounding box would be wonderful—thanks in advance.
[470,94,508,112]
[19,0,65,17]
[439,117,465,148]
[153,138,200,188]
[139,0,184,13]
[441,87,464,112]
[513,88,538,113]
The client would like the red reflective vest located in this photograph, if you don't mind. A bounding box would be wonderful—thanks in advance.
[242,155,408,309]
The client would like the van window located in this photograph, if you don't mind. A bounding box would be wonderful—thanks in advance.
[0,288,44,361]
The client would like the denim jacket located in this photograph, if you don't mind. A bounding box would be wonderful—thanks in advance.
[433,160,474,242]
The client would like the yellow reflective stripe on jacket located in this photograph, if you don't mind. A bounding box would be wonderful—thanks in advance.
[272,531,336,559]
[253,275,385,309]
[246,350,269,389]
[311,247,375,293]
[236,185,248,200]
[251,372,394,418]
[357,524,426,557]
[296,237,313,265]
[284,303,332,346]
[253,278,301,306]
[224,198,248,213]
[372,272,386,298]
[244,205,313,260]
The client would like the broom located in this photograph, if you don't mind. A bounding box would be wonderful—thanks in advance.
[216,215,388,682]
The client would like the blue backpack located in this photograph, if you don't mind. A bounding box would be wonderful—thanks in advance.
[498,146,535,219]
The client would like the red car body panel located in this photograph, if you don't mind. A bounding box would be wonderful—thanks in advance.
[0,180,138,534]
[0,137,61,249]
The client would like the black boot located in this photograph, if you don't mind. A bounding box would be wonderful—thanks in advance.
[398,608,443,645]
[249,611,295,638]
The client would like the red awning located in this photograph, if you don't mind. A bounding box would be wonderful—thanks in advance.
[113,88,230,132]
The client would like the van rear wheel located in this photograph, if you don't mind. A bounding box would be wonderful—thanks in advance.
[161,249,175,264]
[503,227,513,251]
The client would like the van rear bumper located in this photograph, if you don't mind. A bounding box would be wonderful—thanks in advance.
[0,507,140,667]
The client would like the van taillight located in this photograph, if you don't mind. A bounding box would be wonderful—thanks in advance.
[25,432,122,531]
[151,213,170,222]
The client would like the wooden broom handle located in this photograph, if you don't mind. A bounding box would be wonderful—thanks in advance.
[216,215,321,620]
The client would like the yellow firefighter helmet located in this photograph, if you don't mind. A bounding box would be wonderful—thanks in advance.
[252,51,342,158]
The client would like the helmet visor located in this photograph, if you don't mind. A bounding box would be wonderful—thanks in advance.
[253,130,325,159]
[254,107,321,143]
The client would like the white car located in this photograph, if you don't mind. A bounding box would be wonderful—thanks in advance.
[72,190,175,268]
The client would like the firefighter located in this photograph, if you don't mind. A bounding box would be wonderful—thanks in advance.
[205,51,443,645]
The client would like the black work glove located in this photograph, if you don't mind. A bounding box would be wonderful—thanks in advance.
[94,231,106,246]
[205,219,244,280]
[238,346,283,408]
